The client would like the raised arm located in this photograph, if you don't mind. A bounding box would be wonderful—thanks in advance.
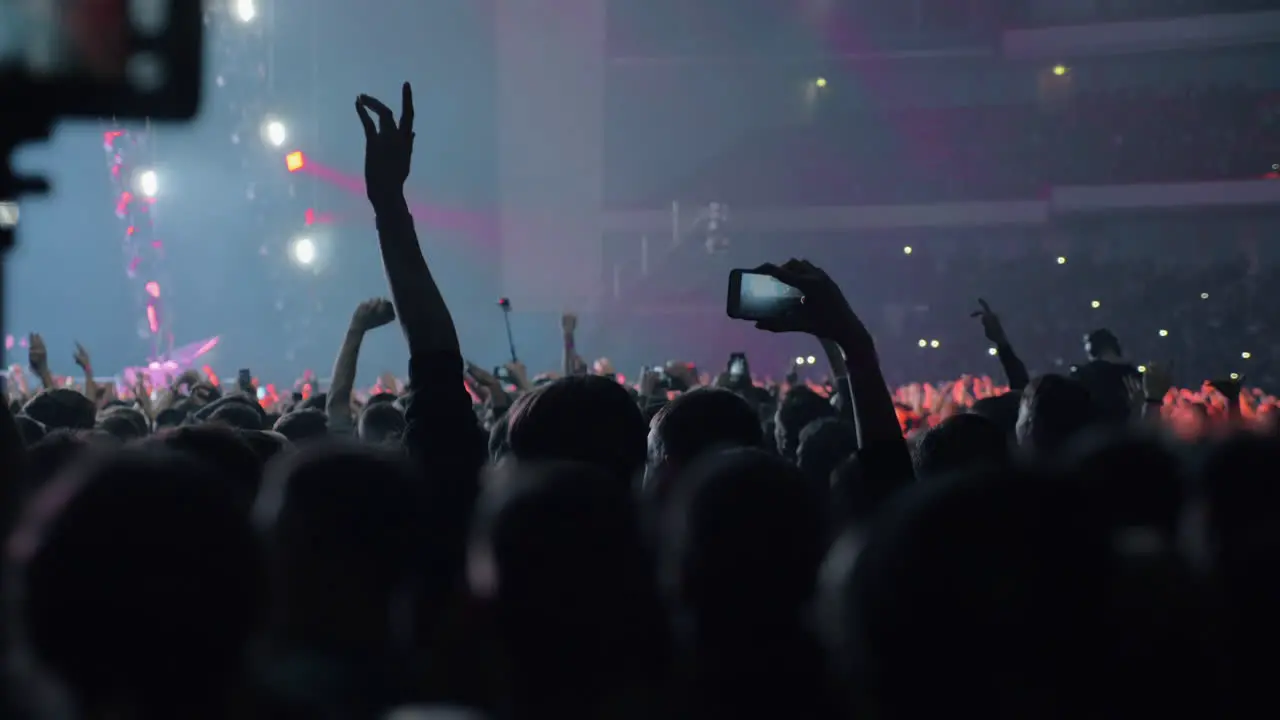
[326,298,396,432]
[73,342,100,408]
[356,83,486,612]
[357,84,460,360]
[971,298,1030,392]
[754,260,913,485]
[561,313,585,376]
[28,333,55,390]
[820,337,854,422]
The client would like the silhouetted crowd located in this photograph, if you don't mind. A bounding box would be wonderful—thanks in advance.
[1,82,1275,720]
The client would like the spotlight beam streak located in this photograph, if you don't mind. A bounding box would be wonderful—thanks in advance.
[288,154,499,249]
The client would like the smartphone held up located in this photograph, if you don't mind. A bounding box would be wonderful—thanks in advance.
[727,352,747,378]
[726,269,804,322]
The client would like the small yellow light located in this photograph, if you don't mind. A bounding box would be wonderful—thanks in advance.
[1056,256,1066,265]
[1090,300,1101,309]
[903,246,912,255]
[988,348,998,356]
[930,340,941,349]
[1053,64,1068,76]
[917,339,927,348]
[1230,372,1240,381]
[1158,329,1168,337]
[1138,365,1147,373]
[805,355,817,365]
[815,77,828,88]
[1200,292,1209,300]
[1242,351,1252,360]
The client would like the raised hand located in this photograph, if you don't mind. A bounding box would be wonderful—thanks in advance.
[73,341,92,372]
[133,374,150,405]
[379,371,400,395]
[592,357,615,376]
[639,367,662,398]
[355,82,416,207]
[561,313,578,334]
[352,297,396,332]
[28,333,48,373]
[504,360,530,390]
[750,259,860,341]
[970,298,1009,346]
[465,362,499,388]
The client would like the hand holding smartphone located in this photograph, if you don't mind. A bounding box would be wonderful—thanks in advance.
[726,269,804,322]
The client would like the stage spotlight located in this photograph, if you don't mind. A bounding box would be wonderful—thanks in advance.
[233,0,257,23]
[290,237,316,266]
[285,151,306,172]
[135,169,159,198]
[262,118,287,148]
[0,201,17,228]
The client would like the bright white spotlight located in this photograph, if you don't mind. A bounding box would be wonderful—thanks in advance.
[263,119,287,148]
[291,237,316,266]
[0,201,18,228]
[233,0,257,23]
[136,170,159,198]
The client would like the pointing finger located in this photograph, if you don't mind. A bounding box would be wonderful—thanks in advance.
[400,82,415,135]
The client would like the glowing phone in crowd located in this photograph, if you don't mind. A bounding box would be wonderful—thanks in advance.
[726,269,804,322]
[727,352,747,378]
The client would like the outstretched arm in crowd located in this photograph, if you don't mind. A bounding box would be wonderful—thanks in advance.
[971,298,1030,392]
[27,333,55,390]
[73,342,99,408]
[820,337,854,422]
[356,82,485,450]
[561,313,585,376]
[756,259,912,483]
[465,361,512,415]
[131,374,153,422]
[357,84,460,360]
[326,298,396,433]
[356,83,486,609]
